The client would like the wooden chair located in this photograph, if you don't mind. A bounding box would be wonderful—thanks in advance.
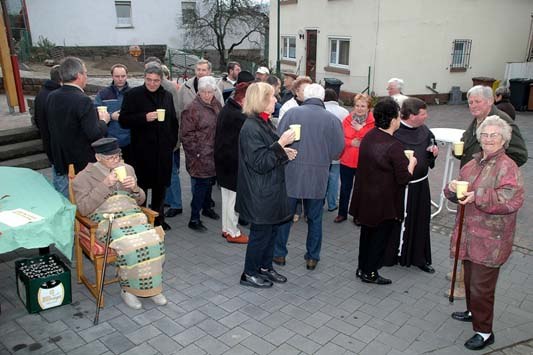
[68,164,158,307]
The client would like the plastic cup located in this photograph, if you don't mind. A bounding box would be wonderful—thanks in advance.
[157,109,166,122]
[404,150,414,159]
[454,141,464,156]
[455,181,469,199]
[289,124,301,141]
[97,106,107,113]
[114,166,127,182]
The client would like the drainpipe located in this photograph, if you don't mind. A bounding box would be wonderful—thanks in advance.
[276,0,280,75]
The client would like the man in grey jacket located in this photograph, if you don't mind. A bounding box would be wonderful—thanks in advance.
[274,84,344,270]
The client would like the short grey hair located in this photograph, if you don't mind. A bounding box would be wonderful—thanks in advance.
[387,77,404,90]
[144,63,163,78]
[198,76,217,92]
[476,115,512,148]
[59,56,85,83]
[495,86,511,100]
[303,83,325,101]
[467,85,494,102]
[196,59,212,71]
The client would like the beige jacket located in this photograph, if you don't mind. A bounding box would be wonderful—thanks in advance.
[72,162,145,216]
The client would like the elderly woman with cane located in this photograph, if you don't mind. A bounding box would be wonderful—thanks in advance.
[445,116,524,351]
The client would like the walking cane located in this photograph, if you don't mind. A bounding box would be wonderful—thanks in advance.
[94,213,114,325]
[449,203,465,303]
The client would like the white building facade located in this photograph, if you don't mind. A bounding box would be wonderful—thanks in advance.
[26,0,263,51]
[270,0,533,97]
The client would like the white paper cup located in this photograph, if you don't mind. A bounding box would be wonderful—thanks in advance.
[114,166,127,182]
[404,150,414,159]
[289,124,301,141]
[456,181,469,199]
[156,109,166,122]
[454,141,464,156]
[97,106,107,113]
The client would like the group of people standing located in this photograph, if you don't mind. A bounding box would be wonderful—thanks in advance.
[33,57,527,351]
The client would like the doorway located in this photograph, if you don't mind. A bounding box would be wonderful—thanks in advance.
[306,30,317,82]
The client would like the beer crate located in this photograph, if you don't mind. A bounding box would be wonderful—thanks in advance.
[15,254,72,314]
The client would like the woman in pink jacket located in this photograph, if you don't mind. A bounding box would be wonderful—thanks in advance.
[334,94,375,223]
[445,116,524,351]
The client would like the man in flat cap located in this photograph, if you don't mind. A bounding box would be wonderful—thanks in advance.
[72,137,168,310]
[281,72,297,105]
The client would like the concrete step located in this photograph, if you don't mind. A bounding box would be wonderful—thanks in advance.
[0,139,44,161]
[0,153,50,170]
[0,126,40,146]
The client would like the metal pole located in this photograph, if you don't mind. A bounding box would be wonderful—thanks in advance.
[449,204,465,303]
[276,0,280,75]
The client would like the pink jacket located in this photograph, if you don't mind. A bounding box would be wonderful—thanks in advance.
[444,149,524,267]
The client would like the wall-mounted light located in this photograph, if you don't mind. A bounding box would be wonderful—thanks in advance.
[298,29,305,40]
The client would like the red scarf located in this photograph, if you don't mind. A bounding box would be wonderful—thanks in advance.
[259,112,270,122]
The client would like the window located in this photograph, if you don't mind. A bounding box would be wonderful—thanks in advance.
[450,39,472,72]
[182,1,197,24]
[115,1,132,27]
[329,38,350,67]
[281,36,296,60]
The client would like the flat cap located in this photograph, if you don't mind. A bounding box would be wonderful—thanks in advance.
[91,137,121,155]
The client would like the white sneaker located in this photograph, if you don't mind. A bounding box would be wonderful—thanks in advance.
[151,293,167,306]
[121,290,142,310]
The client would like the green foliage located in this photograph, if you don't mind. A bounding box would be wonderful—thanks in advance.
[31,36,57,62]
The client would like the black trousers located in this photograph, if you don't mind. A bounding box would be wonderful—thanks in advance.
[358,220,398,274]
[138,183,167,226]
[244,223,279,276]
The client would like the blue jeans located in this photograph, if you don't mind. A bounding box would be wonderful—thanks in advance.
[52,165,69,198]
[164,150,183,209]
[274,197,324,261]
[338,164,357,218]
[244,223,279,276]
[326,164,340,210]
[190,176,214,221]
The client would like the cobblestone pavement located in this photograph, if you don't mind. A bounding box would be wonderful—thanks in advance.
[0,103,532,354]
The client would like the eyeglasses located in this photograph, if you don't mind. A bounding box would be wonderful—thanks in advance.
[101,153,122,161]
[480,132,501,139]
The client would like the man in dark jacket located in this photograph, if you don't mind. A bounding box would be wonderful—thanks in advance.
[46,56,109,197]
[119,64,179,231]
[94,63,132,163]
[34,64,61,166]
[274,84,344,270]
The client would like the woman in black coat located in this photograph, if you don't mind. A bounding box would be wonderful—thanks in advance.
[214,81,253,243]
[119,65,178,230]
[236,82,297,288]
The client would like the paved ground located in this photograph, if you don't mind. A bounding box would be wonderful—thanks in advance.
[0,101,532,354]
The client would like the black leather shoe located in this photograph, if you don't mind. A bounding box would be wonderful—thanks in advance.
[161,222,172,231]
[452,310,472,322]
[464,333,494,350]
[165,208,183,218]
[260,268,287,283]
[188,220,207,232]
[361,272,391,285]
[356,268,362,278]
[418,264,435,274]
[306,259,318,270]
[273,256,286,266]
[240,273,273,288]
[202,208,220,220]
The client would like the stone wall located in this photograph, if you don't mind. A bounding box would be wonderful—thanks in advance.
[60,44,167,62]
[0,77,105,96]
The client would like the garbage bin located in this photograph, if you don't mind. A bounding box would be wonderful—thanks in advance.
[472,77,496,88]
[509,78,533,111]
[324,78,343,97]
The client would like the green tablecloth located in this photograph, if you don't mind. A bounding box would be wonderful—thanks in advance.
[0,167,76,260]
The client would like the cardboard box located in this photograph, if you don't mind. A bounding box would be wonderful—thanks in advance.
[15,254,72,314]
